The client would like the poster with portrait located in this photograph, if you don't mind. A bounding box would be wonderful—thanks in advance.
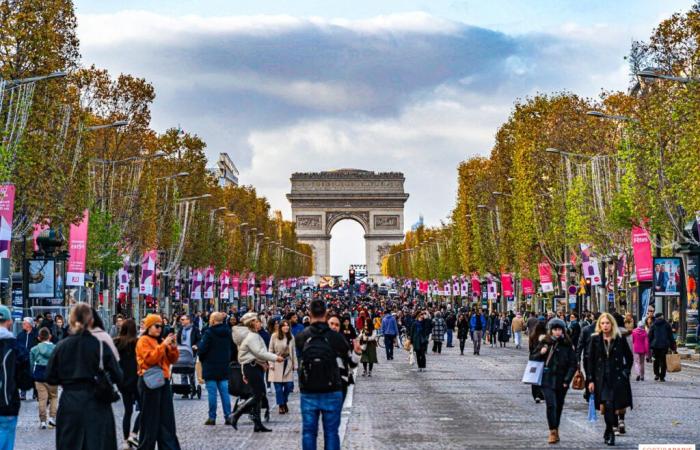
[28,260,55,298]
[652,257,682,296]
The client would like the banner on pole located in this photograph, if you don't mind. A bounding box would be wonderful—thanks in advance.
[538,262,554,293]
[501,273,514,298]
[118,267,129,295]
[487,274,497,300]
[631,225,653,282]
[219,270,230,300]
[66,210,89,287]
[191,269,203,300]
[0,184,15,258]
[139,249,157,295]
[522,278,534,295]
[471,273,481,298]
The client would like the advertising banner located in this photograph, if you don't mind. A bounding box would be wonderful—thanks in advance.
[139,249,157,295]
[203,266,215,299]
[267,275,274,296]
[538,262,554,293]
[232,272,240,298]
[248,274,255,297]
[241,275,248,298]
[219,270,230,300]
[501,273,514,298]
[522,278,535,295]
[444,281,452,297]
[453,280,460,296]
[190,269,203,300]
[0,184,15,258]
[487,273,497,300]
[66,210,89,287]
[471,273,481,298]
[118,267,129,295]
[632,226,653,282]
[461,278,469,296]
[653,257,682,296]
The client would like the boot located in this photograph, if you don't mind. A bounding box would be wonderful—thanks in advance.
[252,400,272,432]
[230,397,256,430]
[548,430,557,444]
[554,429,559,442]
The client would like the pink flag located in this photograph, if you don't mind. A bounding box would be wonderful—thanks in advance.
[219,270,231,300]
[232,272,240,298]
[631,225,653,282]
[522,278,534,295]
[66,210,89,286]
[191,269,203,300]
[241,274,248,298]
[203,266,215,299]
[538,262,554,293]
[139,249,157,295]
[0,184,15,258]
[471,273,481,298]
[501,273,514,297]
[487,274,497,300]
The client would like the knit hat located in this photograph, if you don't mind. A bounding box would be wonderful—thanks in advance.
[637,320,645,328]
[547,318,567,331]
[0,305,11,321]
[241,312,258,326]
[143,314,162,331]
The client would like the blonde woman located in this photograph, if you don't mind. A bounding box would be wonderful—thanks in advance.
[586,312,633,446]
[268,320,297,414]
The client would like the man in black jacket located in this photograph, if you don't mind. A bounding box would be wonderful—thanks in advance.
[577,312,600,400]
[648,312,676,382]
[568,313,581,352]
[445,312,456,348]
[296,300,361,450]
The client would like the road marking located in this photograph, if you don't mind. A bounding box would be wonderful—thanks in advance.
[339,368,357,446]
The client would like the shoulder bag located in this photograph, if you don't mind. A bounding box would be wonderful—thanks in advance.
[143,365,166,389]
[94,340,121,403]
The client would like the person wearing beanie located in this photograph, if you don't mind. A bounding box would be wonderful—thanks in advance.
[136,314,181,449]
[531,317,577,445]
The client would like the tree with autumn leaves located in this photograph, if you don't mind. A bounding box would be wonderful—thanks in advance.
[384,3,700,283]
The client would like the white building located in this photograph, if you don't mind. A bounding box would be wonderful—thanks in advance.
[208,153,239,187]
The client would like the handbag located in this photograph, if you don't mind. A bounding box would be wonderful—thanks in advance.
[666,351,681,373]
[571,369,585,390]
[142,365,166,390]
[521,360,544,385]
[94,341,120,403]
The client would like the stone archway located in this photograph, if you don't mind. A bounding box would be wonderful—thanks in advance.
[287,169,409,282]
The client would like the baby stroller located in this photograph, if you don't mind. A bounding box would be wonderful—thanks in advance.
[171,345,202,399]
[228,361,270,422]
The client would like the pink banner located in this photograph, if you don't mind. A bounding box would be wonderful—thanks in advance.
[241,275,248,298]
[66,210,89,286]
[232,272,240,298]
[522,278,534,295]
[33,221,50,252]
[471,273,481,298]
[139,249,157,295]
[631,225,653,282]
[501,273,514,297]
[190,269,203,300]
[486,273,497,300]
[538,262,554,293]
[0,184,15,258]
[219,270,230,300]
[203,266,215,299]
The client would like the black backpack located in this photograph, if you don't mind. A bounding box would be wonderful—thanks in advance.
[299,328,342,393]
[0,339,32,414]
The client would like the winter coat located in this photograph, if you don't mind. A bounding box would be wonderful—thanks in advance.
[135,334,179,379]
[0,328,33,416]
[445,314,457,330]
[487,315,498,334]
[46,330,123,450]
[198,324,234,381]
[29,341,55,370]
[359,329,379,364]
[497,318,510,342]
[511,316,525,333]
[17,328,37,353]
[631,327,649,355]
[530,335,577,390]
[431,317,447,342]
[648,318,675,351]
[380,315,399,336]
[90,327,120,362]
[586,334,633,411]
[576,323,595,375]
[457,319,469,340]
[409,320,430,352]
[470,314,486,332]
[268,335,297,383]
[568,321,581,350]
[176,325,201,355]
[115,340,138,395]
[238,328,278,366]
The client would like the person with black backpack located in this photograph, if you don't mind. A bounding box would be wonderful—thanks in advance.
[296,300,362,450]
[0,305,33,450]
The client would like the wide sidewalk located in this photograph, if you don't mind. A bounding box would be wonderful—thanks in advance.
[14,338,700,449]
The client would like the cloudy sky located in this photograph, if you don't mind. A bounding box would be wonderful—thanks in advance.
[74,0,693,275]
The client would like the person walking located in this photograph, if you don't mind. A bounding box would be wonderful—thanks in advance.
[587,312,633,446]
[647,312,675,382]
[568,313,581,352]
[431,312,446,354]
[176,314,201,397]
[114,319,140,449]
[268,319,297,414]
[17,317,37,401]
[296,300,361,450]
[631,321,649,381]
[445,311,456,348]
[380,310,398,360]
[359,321,378,376]
[530,319,577,444]
[577,312,600,401]
[46,303,123,450]
[136,313,181,449]
[30,328,57,429]
[198,312,233,426]
[529,321,547,404]
[0,305,33,450]
[339,316,357,347]
[456,314,469,355]
[230,312,282,432]
[327,316,360,402]
[409,311,430,371]
[470,310,486,355]
[497,312,510,348]
[511,313,524,349]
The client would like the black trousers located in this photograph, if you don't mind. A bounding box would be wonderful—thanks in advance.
[653,348,667,379]
[242,363,266,406]
[542,386,567,430]
[531,384,545,402]
[432,341,442,353]
[604,402,616,432]
[138,378,181,450]
[384,335,395,359]
[121,390,140,439]
[415,348,427,368]
[459,338,467,353]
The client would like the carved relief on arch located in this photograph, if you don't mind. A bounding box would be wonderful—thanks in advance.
[326,211,369,233]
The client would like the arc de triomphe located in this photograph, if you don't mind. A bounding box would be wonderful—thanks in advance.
[287,169,409,282]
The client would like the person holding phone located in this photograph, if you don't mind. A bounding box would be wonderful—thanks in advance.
[136,314,181,449]
[268,320,297,414]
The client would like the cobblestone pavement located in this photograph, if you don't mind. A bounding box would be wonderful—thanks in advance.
[13,338,700,449]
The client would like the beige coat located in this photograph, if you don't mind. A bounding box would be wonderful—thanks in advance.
[511,317,525,333]
[268,335,297,383]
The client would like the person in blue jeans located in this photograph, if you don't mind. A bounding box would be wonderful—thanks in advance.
[197,312,234,425]
[0,305,36,450]
[380,310,399,360]
[268,320,298,414]
[296,300,362,450]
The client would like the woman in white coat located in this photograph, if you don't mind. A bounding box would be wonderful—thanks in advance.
[268,320,298,414]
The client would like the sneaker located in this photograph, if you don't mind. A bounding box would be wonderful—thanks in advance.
[204,418,216,426]
[40,421,47,429]
[368,372,372,377]
[48,418,56,428]
[535,398,541,404]
[618,420,626,434]
[127,433,139,447]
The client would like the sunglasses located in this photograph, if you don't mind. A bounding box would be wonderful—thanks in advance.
[153,324,163,329]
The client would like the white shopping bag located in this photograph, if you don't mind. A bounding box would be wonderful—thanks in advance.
[522,360,544,385]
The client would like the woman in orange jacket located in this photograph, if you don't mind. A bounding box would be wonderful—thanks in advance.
[135,314,181,449]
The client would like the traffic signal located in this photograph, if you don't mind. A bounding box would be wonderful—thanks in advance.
[349,269,355,285]
[585,278,592,296]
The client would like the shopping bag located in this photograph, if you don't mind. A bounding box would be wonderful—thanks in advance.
[196,360,204,384]
[571,370,585,390]
[521,360,544,385]
[666,352,681,373]
[588,394,597,422]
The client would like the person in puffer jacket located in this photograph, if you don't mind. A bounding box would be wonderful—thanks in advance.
[631,321,649,381]
[29,328,56,429]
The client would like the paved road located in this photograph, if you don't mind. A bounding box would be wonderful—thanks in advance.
[14,338,700,449]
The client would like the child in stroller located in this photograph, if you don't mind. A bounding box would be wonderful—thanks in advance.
[171,345,202,399]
